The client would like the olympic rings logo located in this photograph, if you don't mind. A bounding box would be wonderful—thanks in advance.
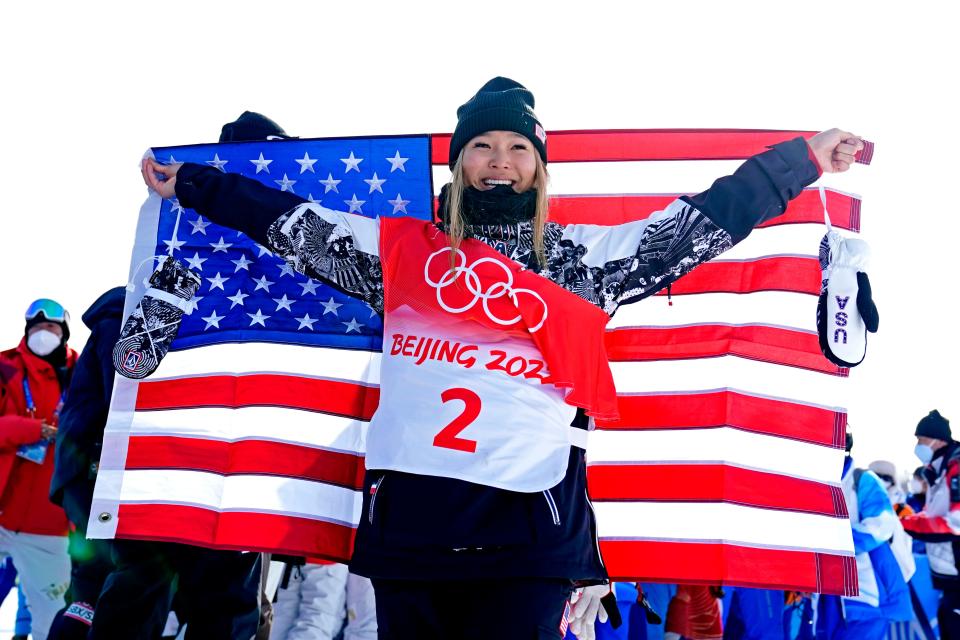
[423,248,548,332]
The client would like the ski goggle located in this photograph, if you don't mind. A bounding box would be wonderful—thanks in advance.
[25,298,70,324]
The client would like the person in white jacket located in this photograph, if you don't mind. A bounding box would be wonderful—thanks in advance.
[270,560,376,640]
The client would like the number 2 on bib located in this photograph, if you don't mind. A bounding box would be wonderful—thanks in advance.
[433,388,482,453]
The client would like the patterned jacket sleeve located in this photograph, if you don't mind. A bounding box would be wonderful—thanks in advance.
[176,164,385,313]
[541,137,821,315]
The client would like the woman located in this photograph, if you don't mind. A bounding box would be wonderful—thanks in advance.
[141,77,862,639]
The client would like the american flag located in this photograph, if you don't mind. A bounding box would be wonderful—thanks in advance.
[89,129,872,595]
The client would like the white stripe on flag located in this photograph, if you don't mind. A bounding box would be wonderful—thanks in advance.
[610,358,847,406]
[608,291,817,331]
[725,226,841,262]
[588,428,843,484]
[152,343,382,381]
[116,469,362,526]
[593,501,854,554]
[128,406,368,453]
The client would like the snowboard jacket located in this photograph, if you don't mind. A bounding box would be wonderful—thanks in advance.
[0,338,76,535]
[50,287,126,529]
[174,137,821,581]
[835,463,912,622]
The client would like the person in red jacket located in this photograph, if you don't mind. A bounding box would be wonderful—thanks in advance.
[0,299,76,640]
[664,585,724,640]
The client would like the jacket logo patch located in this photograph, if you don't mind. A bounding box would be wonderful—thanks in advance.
[122,350,143,372]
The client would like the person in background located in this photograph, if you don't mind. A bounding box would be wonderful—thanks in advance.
[906,467,930,555]
[88,113,294,640]
[907,467,928,514]
[46,286,125,639]
[782,592,814,640]
[868,460,915,517]
[902,410,960,638]
[663,585,723,640]
[721,588,784,639]
[0,558,33,640]
[270,558,377,640]
[817,433,913,639]
[0,299,76,640]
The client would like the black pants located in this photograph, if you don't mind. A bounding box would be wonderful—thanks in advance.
[88,540,261,640]
[48,533,114,640]
[940,588,960,639]
[372,578,573,640]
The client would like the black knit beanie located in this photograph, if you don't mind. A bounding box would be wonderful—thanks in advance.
[916,410,951,441]
[219,111,292,142]
[448,77,547,169]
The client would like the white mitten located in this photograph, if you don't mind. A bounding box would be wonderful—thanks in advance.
[568,584,610,640]
[816,189,878,367]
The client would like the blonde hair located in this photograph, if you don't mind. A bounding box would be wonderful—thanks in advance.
[444,150,549,271]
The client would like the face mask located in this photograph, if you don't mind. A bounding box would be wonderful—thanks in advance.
[908,479,924,495]
[27,329,61,357]
[438,183,538,226]
[915,443,934,465]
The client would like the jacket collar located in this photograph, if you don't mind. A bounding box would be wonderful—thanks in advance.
[11,337,77,378]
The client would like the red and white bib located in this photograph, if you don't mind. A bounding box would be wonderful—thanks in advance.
[366,218,616,492]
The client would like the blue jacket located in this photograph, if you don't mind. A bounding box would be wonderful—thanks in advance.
[49,287,125,530]
[840,465,913,622]
[722,588,784,639]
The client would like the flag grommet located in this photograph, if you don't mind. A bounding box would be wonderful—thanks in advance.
[98,512,113,523]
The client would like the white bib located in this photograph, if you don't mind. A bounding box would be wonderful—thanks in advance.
[365,306,579,492]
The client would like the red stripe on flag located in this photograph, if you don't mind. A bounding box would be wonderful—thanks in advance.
[605,324,841,375]
[125,436,366,490]
[600,540,856,595]
[431,129,873,166]
[115,504,356,562]
[599,389,846,448]
[544,190,861,231]
[651,255,820,296]
[136,375,380,420]
[587,464,847,518]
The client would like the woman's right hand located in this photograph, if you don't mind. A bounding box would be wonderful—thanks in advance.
[141,157,182,199]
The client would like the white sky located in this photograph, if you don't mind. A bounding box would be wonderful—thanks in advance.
[1,1,956,476]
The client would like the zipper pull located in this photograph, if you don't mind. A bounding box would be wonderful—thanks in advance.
[666,283,673,306]
[636,585,663,624]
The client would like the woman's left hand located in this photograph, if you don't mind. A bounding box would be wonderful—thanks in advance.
[41,421,57,441]
[808,129,864,173]
[141,157,182,199]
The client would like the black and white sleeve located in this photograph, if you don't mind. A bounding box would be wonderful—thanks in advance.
[176,163,385,314]
[266,203,384,314]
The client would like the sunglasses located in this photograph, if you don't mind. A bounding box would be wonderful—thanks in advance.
[25,299,70,324]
